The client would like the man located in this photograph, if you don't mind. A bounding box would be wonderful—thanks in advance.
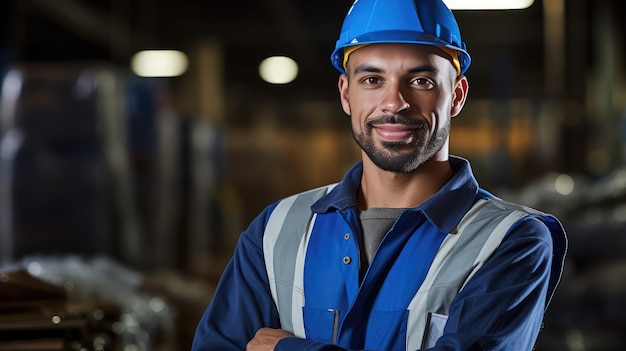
[192,0,567,350]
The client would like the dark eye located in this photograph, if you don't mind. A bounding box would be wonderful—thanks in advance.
[411,77,434,90]
[361,77,382,85]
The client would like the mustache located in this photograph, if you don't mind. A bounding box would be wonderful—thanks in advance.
[367,114,425,128]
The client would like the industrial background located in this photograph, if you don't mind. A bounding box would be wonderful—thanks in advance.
[0,0,625,350]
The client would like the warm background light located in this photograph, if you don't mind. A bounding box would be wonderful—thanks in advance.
[443,0,535,10]
[259,56,299,84]
[131,50,189,77]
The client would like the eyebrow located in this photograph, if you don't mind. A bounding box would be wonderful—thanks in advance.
[352,64,438,75]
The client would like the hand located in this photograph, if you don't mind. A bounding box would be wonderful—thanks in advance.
[246,327,294,351]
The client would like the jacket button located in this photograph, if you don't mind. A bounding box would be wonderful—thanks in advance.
[344,233,350,240]
[343,256,351,264]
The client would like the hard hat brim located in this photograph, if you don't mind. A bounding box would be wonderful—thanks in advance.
[331,30,471,75]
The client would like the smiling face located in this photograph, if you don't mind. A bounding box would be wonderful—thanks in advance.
[339,43,468,173]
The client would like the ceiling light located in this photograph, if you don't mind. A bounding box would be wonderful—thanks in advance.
[259,56,298,84]
[131,50,189,77]
[443,0,535,10]
[554,174,574,196]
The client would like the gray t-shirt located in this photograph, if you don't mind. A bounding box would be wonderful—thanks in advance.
[358,207,404,269]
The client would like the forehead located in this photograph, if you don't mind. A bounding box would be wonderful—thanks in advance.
[349,43,452,71]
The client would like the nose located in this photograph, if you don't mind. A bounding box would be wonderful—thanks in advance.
[380,84,410,114]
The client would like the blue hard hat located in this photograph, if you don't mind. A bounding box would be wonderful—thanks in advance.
[330,0,471,75]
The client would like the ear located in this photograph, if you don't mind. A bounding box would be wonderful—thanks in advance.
[338,74,351,115]
[450,75,469,118]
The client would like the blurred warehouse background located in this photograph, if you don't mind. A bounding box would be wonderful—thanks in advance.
[0,0,625,350]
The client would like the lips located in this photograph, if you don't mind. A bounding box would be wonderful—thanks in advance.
[373,123,418,142]
[366,115,428,143]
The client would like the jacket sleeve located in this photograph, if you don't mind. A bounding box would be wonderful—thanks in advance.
[191,204,282,350]
[425,216,557,351]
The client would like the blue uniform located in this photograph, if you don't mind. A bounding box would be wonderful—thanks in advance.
[192,156,567,351]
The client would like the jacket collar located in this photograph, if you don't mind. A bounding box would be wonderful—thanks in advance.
[311,156,480,233]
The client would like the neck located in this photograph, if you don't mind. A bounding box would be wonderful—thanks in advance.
[357,157,453,209]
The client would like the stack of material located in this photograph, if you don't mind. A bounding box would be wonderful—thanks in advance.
[0,269,122,350]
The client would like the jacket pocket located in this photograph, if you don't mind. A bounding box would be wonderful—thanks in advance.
[422,312,448,349]
[302,306,339,344]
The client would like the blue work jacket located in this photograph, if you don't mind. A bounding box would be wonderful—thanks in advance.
[192,156,567,351]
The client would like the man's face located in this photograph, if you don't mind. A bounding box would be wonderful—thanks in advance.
[338,44,468,173]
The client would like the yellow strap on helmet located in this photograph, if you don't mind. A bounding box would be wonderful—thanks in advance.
[439,47,461,76]
[343,44,461,76]
[342,44,367,72]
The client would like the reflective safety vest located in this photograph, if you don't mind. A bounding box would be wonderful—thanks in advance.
[263,184,564,349]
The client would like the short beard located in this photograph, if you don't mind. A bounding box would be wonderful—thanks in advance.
[352,119,449,173]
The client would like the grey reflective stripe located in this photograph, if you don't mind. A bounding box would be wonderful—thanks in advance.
[430,203,528,309]
[263,184,336,337]
[408,199,532,350]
